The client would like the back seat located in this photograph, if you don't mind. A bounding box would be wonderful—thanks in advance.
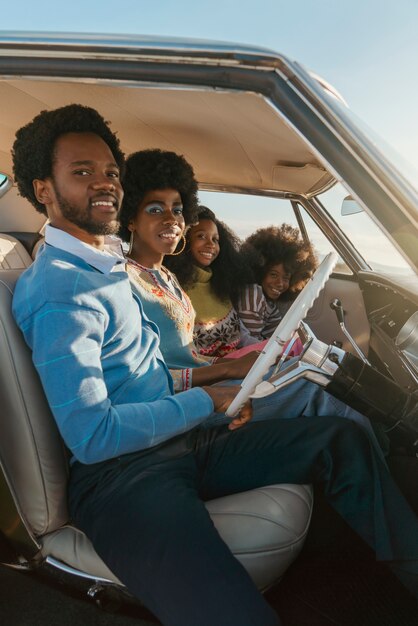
[0,233,32,269]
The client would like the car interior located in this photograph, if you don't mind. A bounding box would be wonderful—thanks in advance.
[0,40,417,625]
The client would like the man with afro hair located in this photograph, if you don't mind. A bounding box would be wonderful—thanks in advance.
[13,103,125,217]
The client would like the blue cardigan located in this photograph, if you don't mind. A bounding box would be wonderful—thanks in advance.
[12,244,213,464]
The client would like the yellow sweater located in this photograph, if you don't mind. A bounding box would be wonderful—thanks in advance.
[185,266,241,358]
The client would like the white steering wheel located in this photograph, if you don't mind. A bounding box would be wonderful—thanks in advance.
[226,251,338,417]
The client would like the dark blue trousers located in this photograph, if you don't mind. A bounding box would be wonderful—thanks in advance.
[69,416,418,626]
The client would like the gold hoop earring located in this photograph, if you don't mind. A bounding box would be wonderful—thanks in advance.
[168,235,186,256]
[128,230,134,256]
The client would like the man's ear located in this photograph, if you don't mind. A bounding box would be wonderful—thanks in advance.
[33,178,53,206]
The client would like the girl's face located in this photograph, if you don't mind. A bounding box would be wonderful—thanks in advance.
[129,188,185,266]
[188,219,220,268]
[261,263,291,301]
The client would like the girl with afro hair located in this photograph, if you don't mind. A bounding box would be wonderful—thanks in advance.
[237,224,318,340]
[165,206,261,358]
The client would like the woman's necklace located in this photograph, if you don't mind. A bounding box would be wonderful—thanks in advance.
[127,257,169,284]
[127,257,193,314]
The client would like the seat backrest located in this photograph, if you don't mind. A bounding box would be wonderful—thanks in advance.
[0,233,33,269]
[0,269,69,537]
[31,236,45,260]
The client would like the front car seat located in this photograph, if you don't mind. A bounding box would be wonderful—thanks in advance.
[0,261,313,597]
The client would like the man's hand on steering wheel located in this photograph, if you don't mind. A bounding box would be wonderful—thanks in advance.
[202,384,253,430]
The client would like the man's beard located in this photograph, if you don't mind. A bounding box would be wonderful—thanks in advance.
[55,187,120,236]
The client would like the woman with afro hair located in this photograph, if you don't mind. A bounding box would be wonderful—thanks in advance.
[237,224,318,340]
[118,150,260,392]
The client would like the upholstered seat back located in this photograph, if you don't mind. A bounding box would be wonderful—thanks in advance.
[0,234,33,269]
[0,269,69,536]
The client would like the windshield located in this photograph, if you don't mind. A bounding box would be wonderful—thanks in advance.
[319,183,415,277]
[321,88,418,197]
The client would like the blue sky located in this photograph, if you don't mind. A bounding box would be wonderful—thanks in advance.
[1,0,418,174]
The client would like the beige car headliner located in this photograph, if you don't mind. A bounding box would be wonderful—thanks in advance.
[0,77,334,232]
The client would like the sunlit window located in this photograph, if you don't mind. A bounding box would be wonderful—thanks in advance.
[199,186,415,278]
[199,190,347,272]
[199,191,296,241]
[318,183,415,277]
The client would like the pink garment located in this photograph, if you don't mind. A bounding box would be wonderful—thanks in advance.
[224,336,303,359]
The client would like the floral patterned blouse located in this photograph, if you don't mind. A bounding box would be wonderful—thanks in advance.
[126,258,213,391]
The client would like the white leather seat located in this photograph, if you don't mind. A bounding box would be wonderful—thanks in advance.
[0,258,313,594]
[0,233,32,269]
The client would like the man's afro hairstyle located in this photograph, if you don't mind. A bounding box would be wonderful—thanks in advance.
[119,149,199,242]
[12,104,125,215]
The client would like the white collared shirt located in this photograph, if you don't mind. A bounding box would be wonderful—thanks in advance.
[45,224,126,274]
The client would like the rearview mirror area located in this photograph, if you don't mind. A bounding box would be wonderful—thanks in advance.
[0,174,11,199]
[341,195,364,216]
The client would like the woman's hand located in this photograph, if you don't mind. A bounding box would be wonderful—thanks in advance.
[190,352,260,387]
[221,351,260,380]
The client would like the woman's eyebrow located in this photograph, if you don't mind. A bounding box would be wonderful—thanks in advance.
[68,159,119,170]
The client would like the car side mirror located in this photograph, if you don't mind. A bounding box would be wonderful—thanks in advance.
[341,195,364,216]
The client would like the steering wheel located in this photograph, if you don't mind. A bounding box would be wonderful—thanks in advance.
[226,251,338,416]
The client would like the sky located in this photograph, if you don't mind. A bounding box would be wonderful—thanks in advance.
[1,0,417,175]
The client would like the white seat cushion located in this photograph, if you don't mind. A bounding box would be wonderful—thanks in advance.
[41,484,313,591]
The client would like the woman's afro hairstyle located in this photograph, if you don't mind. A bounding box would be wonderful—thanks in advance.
[118,149,199,242]
[165,205,249,304]
[241,224,318,300]
[12,104,125,215]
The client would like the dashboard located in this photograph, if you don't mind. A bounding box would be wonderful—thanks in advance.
[360,272,418,392]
